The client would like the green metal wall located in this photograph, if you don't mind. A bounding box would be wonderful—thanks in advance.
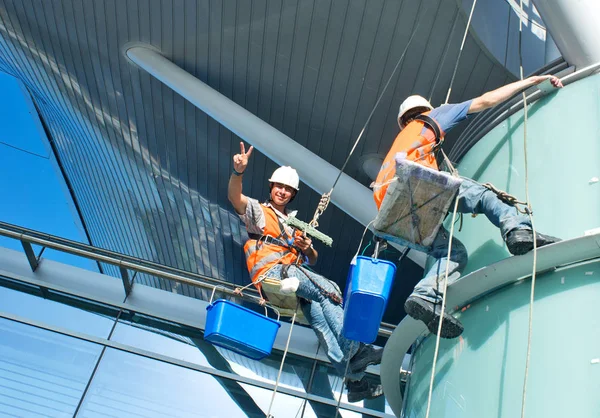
[456,72,600,274]
[404,73,600,417]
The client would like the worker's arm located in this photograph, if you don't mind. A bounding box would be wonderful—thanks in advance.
[468,75,563,114]
[294,235,318,266]
[228,142,254,215]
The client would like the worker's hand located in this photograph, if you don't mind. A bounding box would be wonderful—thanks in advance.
[294,235,312,252]
[258,298,267,306]
[529,75,563,88]
[232,142,254,174]
[233,287,243,296]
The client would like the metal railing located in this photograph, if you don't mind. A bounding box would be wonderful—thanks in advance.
[0,221,396,337]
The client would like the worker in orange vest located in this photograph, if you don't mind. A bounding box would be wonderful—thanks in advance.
[229,142,383,402]
[373,75,563,338]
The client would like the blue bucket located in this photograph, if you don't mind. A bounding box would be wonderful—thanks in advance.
[343,256,397,343]
[205,299,281,360]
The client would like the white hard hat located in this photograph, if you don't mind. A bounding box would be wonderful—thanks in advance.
[268,166,300,191]
[398,95,433,127]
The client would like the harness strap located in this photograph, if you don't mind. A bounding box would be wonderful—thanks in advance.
[414,114,442,146]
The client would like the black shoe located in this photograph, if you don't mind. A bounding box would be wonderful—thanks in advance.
[404,296,464,339]
[505,229,561,256]
[348,344,383,375]
[346,377,384,403]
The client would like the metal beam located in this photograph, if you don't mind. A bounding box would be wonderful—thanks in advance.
[125,45,426,267]
[533,0,600,68]
[20,241,39,271]
[119,266,133,296]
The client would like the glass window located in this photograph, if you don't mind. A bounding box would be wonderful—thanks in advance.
[0,284,116,338]
[0,318,102,417]
[76,348,257,418]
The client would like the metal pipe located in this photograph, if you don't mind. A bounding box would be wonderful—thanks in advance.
[0,223,259,301]
[0,221,249,294]
[125,45,426,267]
[533,0,600,69]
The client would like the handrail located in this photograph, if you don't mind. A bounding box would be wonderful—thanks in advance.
[0,221,396,337]
[0,220,261,302]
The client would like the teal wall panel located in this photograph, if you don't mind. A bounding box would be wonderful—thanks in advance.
[453,73,600,274]
[405,262,600,418]
[405,74,600,417]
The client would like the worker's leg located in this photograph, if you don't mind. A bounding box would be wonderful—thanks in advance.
[411,227,468,304]
[457,177,530,237]
[299,300,361,380]
[299,300,383,402]
[405,227,466,338]
[268,264,383,401]
[287,265,359,365]
[457,178,559,254]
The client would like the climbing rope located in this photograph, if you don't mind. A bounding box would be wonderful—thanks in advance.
[307,1,434,229]
[424,194,460,418]
[444,0,478,105]
[334,341,357,418]
[518,0,538,416]
[482,182,531,214]
[266,300,300,418]
[308,192,331,229]
[424,2,478,417]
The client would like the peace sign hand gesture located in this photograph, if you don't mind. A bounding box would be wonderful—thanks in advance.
[232,142,254,174]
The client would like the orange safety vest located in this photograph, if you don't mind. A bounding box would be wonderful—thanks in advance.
[372,112,445,209]
[243,204,302,287]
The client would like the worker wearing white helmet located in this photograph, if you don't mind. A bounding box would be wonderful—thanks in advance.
[373,75,564,338]
[228,142,384,402]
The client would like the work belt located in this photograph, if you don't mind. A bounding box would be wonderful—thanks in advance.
[249,234,290,248]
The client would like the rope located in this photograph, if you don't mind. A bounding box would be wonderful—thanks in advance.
[424,197,460,418]
[518,0,538,416]
[307,1,435,228]
[334,341,357,418]
[424,2,477,417]
[482,182,530,214]
[295,341,323,418]
[266,301,300,418]
[445,0,478,105]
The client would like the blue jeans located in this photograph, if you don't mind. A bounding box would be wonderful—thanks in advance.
[411,178,531,304]
[265,264,363,380]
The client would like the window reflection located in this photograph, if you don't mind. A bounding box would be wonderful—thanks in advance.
[0,283,116,338]
[0,318,102,417]
[77,348,251,418]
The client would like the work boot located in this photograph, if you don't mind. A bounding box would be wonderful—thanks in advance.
[505,229,561,256]
[346,377,384,403]
[348,344,383,375]
[404,296,464,339]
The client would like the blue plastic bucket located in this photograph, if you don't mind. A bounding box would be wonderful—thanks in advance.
[343,256,397,343]
[205,299,281,360]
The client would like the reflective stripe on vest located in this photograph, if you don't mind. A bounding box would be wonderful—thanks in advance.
[243,204,301,284]
[372,111,445,209]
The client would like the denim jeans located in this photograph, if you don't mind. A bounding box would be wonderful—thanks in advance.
[265,264,363,380]
[411,177,531,304]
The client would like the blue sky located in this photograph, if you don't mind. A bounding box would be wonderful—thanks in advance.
[0,72,97,271]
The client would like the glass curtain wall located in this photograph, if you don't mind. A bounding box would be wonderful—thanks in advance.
[0,277,391,417]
